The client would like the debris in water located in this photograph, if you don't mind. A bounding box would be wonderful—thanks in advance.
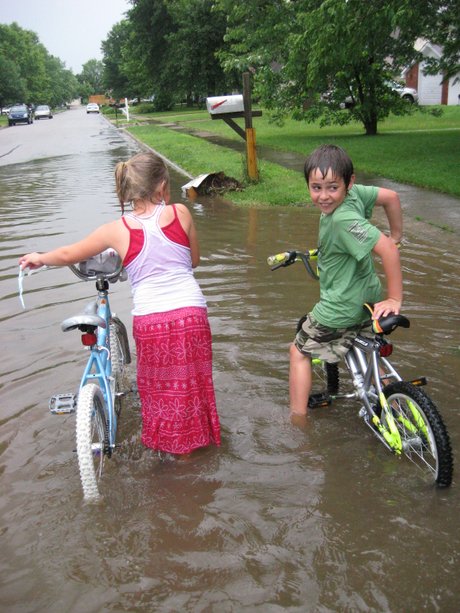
[182,172,243,199]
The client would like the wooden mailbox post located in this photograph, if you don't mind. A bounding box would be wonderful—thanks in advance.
[207,72,262,181]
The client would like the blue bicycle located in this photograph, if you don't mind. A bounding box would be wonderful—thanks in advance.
[49,249,131,500]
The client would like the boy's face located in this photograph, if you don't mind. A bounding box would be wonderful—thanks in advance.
[308,168,354,215]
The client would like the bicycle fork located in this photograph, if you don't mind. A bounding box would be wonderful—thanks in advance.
[345,348,403,454]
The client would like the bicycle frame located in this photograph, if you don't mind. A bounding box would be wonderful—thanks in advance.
[341,339,404,453]
[79,285,117,453]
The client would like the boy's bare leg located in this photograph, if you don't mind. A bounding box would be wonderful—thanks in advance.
[289,343,312,416]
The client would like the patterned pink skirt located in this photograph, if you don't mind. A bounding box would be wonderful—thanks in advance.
[133,307,221,454]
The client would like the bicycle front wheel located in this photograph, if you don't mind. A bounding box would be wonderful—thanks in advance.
[76,384,108,500]
[383,381,453,488]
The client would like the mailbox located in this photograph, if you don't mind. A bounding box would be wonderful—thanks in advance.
[206,94,244,115]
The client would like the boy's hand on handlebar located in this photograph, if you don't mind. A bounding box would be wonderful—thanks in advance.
[372,298,401,319]
[19,252,45,271]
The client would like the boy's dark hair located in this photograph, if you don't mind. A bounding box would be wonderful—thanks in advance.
[304,144,354,187]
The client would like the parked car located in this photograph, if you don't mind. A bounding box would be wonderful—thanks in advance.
[34,105,53,120]
[1,107,11,115]
[323,80,419,109]
[388,80,418,103]
[8,104,33,126]
[86,103,100,114]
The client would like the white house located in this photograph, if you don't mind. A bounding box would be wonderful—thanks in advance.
[403,39,460,105]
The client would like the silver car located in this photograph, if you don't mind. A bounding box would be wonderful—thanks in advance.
[34,105,53,120]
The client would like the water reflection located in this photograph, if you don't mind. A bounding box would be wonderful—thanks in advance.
[0,115,459,611]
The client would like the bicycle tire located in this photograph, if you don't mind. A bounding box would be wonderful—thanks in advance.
[76,384,108,500]
[109,319,126,377]
[312,360,340,395]
[382,381,453,488]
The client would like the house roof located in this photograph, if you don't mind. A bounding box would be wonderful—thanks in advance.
[414,38,443,59]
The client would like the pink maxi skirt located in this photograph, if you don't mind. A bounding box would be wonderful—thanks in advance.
[133,307,221,454]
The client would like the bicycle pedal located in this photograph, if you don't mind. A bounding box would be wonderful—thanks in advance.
[409,377,427,387]
[49,393,77,414]
[308,392,332,409]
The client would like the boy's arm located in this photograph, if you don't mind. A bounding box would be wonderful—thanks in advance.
[372,233,403,318]
[374,188,403,245]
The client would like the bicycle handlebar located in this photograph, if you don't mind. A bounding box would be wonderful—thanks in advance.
[69,248,127,283]
[267,249,319,280]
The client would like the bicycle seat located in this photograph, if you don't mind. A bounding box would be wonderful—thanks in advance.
[376,313,410,334]
[363,303,410,335]
[61,301,107,332]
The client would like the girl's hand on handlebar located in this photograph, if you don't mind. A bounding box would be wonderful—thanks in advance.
[372,298,401,319]
[19,252,46,271]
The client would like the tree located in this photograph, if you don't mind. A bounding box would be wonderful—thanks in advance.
[126,0,177,109]
[0,22,47,104]
[216,0,436,135]
[0,54,26,108]
[78,59,105,95]
[417,0,460,81]
[0,22,79,107]
[102,0,240,109]
[44,56,79,107]
[102,20,133,101]
[166,0,239,104]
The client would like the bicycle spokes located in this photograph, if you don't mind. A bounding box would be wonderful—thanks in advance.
[377,392,402,454]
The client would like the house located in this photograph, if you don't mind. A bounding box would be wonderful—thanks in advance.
[403,39,460,105]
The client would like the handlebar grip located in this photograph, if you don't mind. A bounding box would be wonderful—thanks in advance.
[267,252,291,266]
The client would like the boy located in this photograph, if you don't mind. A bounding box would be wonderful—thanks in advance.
[290,144,403,416]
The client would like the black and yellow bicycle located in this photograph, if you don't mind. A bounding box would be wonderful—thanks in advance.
[268,249,453,488]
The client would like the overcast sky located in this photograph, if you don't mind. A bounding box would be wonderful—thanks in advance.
[0,0,131,74]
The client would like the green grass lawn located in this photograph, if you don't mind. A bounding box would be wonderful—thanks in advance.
[174,107,460,197]
[121,104,460,208]
[122,105,460,198]
[127,124,310,207]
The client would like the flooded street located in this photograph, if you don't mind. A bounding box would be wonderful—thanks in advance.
[1,109,459,612]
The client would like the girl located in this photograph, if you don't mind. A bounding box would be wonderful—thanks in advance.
[20,151,221,455]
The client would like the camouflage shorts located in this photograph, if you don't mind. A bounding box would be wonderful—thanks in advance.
[294,313,366,363]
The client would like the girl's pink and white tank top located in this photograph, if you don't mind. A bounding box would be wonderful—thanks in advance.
[123,205,206,315]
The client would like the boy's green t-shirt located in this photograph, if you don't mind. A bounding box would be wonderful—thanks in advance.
[311,184,382,328]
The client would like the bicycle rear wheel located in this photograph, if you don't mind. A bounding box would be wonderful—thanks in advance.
[109,316,131,377]
[383,381,453,487]
[308,360,340,408]
[76,384,108,500]
[109,317,131,415]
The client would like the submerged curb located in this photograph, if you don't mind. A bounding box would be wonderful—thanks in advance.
[103,114,193,180]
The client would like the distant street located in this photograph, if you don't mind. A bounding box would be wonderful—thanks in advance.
[0,106,111,167]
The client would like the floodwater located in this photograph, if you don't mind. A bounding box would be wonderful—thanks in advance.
[1,109,459,612]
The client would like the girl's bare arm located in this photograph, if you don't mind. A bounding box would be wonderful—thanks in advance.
[175,203,200,267]
[19,221,126,270]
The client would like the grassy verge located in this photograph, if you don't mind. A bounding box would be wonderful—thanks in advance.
[172,107,460,198]
[121,105,460,198]
[127,124,310,207]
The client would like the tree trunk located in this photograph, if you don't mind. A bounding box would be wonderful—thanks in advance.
[364,111,378,135]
